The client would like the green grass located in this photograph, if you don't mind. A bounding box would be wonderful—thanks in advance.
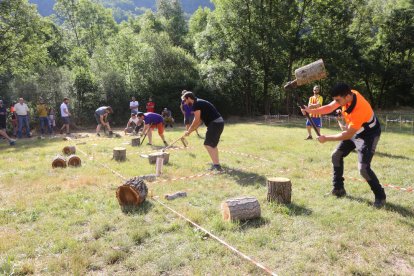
[1,122,413,275]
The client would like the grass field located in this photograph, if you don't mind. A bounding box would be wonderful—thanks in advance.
[1,122,413,275]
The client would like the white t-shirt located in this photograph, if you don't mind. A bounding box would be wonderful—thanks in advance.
[128,117,139,125]
[60,102,69,117]
[14,103,29,116]
[130,101,139,112]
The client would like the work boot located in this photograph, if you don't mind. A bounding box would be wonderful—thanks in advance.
[305,135,313,140]
[9,140,16,146]
[163,140,168,146]
[209,164,223,171]
[331,187,347,198]
[373,198,386,208]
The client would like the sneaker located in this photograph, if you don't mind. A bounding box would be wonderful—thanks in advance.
[163,141,168,146]
[9,140,16,146]
[331,188,347,198]
[305,135,313,140]
[96,133,101,137]
[373,198,386,208]
[209,164,223,171]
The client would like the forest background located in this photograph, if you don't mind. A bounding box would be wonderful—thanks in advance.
[1,0,413,126]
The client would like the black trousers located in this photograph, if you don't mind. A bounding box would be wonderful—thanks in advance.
[331,130,386,199]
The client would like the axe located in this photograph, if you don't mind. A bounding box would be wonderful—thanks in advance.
[140,123,153,146]
[161,136,188,152]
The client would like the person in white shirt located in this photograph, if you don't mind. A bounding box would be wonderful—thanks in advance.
[124,112,141,134]
[14,97,31,138]
[59,97,71,135]
[130,96,139,113]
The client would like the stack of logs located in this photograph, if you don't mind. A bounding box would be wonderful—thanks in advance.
[52,146,82,168]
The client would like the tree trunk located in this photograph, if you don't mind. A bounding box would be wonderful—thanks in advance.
[148,152,169,164]
[67,154,81,167]
[52,155,67,168]
[267,177,292,204]
[131,137,140,147]
[116,177,148,207]
[221,197,261,221]
[62,145,76,155]
[113,147,126,161]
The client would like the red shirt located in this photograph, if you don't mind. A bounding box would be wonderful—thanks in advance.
[146,101,155,113]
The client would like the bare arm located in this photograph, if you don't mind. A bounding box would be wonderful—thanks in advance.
[185,110,202,136]
[302,100,340,116]
[318,127,357,143]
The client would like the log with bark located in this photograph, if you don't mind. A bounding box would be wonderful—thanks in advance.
[52,155,67,168]
[221,197,261,221]
[116,177,148,207]
[267,177,292,204]
[131,137,140,147]
[67,155,81,167]
[62,146,76,155]
[113,147,126,161]
[148,152,169,164]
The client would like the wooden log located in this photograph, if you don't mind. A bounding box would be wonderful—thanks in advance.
[113,147,126,161]
[165,191,187,200]
[148,152,169,164]
[267,177,292,204]
[52,155,67,169]
[221,197,261,221]
[116,177,148,207]
[67,154,81,167]
[131,137,140,147]
[62,146,76,155]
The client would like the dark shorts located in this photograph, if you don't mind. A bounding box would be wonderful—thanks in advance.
[0,120,6,129]
[184,114,194,125]
[62,117,70,125]
[306,117,322,128]
[94,113,102,124]
[204,122,224,148]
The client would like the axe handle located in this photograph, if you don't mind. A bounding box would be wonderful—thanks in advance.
[140,123,153,145]
[162,136,185,152]
[298,104,321,137]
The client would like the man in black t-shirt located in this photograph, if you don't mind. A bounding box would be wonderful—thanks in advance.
[182,91,224,171]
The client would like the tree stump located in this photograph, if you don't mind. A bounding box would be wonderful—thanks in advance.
[116,177,148,207]
[62,146,76,155]
[52,155,67,168]
[148,152,169,164]
[67,154,81,167]
[131,137,140,147]
[113,147,126,161]
[267,177,292,204]
[221,197,261,221]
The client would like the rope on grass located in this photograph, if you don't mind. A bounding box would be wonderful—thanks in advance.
[347,176,413,193]
[220,149,272,162]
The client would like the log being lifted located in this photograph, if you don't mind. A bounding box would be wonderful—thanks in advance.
[267,177,292,204]
[113,147,126,161]
[62,146,76,155]
[116,177,148,207]
[67,154,81,167]
[221,197,261,221]
[52,155,67,168]
[131,137,140,147]
[148,152,169,164]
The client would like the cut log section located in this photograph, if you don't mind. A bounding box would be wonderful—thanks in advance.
[148,152,169,164]
[267,177,292,204]
[131,137,140,147]
[113,147,126,161]
[116,177,148,207]
[67,154,81,167]
[52,155,67,168]
[165,191,187,200]
[62,146,76,155]
[221,197,261,221]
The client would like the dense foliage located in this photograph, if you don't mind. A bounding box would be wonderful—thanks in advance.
[1,0,413,125]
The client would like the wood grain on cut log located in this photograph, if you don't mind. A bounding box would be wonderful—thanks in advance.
[148,152,169,164]
[67,155,81,167]
[131,137,140,147]
[62,146,76,155]
[113,147,126,161]
[267,177,292,204]
[52,155,67,168]
[221,197,261,221]
[116,177,148,207]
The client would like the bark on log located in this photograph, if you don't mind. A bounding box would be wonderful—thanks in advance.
[221,197,261,221]
[267,177,292,204]
[52,155,67,168]
[67,155,81,167]
[116,177,148,207]
[131,137,140,147]
[165,191,187,200]
[62,146,76,155]
[113,147,126,161]
[148,152,169,164]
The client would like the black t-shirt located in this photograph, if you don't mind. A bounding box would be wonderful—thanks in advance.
[192,98,221,126]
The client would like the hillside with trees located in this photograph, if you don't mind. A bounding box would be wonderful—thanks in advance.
[1,0,413,126]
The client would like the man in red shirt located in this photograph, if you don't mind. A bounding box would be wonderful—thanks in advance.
[146,97,155,113]
[301,83,386,208]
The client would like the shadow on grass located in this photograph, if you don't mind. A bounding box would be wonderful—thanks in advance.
[121,200,154,215]
[346,195,414,218]
[269,201,313,216]
[223,165,267,186]
[375,151,411,160]
[238,217,270,230]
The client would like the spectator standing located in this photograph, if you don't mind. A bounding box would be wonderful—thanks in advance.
[130,96,139,113]
[305,85,323,140]
[37,98,51,136]
[14,98,31,138]
[0,100,6,131]
[146,97,155,113]
[59,98,71,135]
[48,107,56,134]
[10,102,17,136]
